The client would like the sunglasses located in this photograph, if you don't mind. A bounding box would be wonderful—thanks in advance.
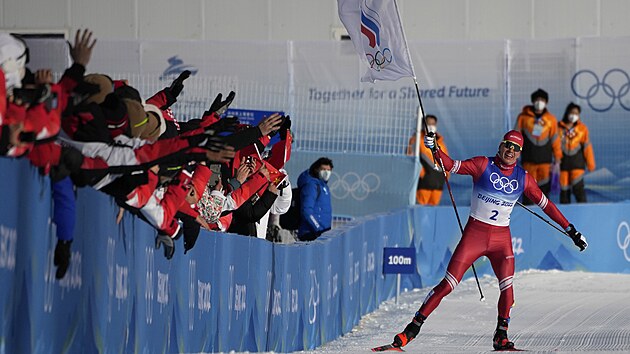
[502,141,522,152]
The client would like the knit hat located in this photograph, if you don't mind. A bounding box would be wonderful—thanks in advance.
[83,74,114,104]
[142,103,167,140]
[123,98,149,138]
[502,130,523,148]
[530,88,548,103]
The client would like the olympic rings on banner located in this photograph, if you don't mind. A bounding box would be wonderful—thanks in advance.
[571,69,630,112]
[617,221,630,262]
[489,172,519,194]
[328,172,381,201]
[366,48,392,71]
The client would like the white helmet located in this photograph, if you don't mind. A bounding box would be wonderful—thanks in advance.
[0,33,28,94]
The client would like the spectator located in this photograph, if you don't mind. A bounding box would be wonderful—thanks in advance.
[558,102,595,203]
[513,88,562,204]
[297,157,333,241]
[406,114,449,205]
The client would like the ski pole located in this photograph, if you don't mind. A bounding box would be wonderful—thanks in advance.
[516,201,569,236]
[412,78,485,301]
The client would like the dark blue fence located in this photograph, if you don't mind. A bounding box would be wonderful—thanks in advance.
[0,158,629,353]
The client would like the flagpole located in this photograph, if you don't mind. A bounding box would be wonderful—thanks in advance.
[397,0,484,299]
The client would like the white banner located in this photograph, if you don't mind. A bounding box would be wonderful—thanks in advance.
[337,0,414,83]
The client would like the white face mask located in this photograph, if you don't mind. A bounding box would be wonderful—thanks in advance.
[534,100,546,112]
[319,169,331,182]
[568,114,579,123]
[426,124,437,134]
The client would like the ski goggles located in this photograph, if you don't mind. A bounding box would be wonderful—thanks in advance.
[501,140,522,152]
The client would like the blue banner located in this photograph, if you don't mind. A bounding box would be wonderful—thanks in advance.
[383,248,416,274]
[1,158,630,353]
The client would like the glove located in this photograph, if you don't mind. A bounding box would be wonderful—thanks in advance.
[279,115,291,140]
[166,70,191,99]
[208,116,239,133]
[155,233,176,260]
[565,224,588,251]
[208,91,236,116]
[54,239,72,279]
[423,133,435,150]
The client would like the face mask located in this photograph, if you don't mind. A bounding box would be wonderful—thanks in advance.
[426,124,437,134]
[319,169,331,182]
[568,114,579,123]
[534,100,546,112]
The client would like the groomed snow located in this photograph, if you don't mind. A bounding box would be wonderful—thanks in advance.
[303,270,630,353]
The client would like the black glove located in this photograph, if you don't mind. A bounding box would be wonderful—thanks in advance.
[54,239,72,279]
[565,224,588,251]
[279,115,291,140]
[155,233,176,260]
[208,116,239,133]
[207,91,235,116]
[268,115,286,138]
[166,70,191,99]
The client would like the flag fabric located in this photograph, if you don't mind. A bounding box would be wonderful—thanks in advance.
[337,0,415,83]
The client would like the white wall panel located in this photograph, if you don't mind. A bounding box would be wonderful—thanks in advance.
[138,0,202,39]
[3,0,68,29]
[533,0,598,39]
[469,0,532,40]
[204,0,270,40]
[4,0,630,41]
[601,0,630,37]
[70,0,135,39]
[269,0,336,40]
[398,0,467,40]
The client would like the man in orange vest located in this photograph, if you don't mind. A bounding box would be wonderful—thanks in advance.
[513,89,562,204]
[407,115,449,205]
[558,102,595,203]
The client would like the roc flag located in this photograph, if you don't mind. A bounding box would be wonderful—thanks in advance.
[337,0,415,83]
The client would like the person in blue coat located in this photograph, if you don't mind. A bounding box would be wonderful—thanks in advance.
[297,157,333,241]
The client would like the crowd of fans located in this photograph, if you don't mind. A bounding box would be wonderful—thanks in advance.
[0,29,297,279]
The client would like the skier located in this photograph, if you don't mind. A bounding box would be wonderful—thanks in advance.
[390,130,588,351]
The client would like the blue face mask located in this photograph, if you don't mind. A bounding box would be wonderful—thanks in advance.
[319,169,331,182]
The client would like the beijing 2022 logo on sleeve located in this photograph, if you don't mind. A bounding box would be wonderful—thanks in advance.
[571,69,630,112]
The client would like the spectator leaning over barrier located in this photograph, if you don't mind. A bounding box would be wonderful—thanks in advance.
[407,114,449,205]
[297,157,333,241]
[513,88,562,205]
[558,102,595,203]
[391,130,588,351]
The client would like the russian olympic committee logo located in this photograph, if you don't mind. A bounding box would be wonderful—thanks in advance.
[489,172,518,194]
[571,69,630,112]
[328,172,380,201]
[617,221,630,262]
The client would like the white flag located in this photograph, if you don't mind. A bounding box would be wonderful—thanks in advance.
[337,0,415,83]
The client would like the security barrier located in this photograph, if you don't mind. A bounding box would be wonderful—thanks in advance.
[1,158,629,353]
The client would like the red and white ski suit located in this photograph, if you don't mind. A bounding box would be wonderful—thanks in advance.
[418,150,570,320]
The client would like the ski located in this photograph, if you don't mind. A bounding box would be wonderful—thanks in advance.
[371,343,404,352]
[493,348,526,352]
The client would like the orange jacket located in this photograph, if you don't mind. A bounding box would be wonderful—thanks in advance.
[407,132,449,188]
[514,106,562,164]
[558,120,595,172]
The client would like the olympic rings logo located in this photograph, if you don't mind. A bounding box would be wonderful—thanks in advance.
[328,172,381,201]
[617,221,630,262]
[489,172,519,194]
[571,69,630,112]
[366,48,392,71]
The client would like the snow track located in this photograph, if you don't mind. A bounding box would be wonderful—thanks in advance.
[304,271,630,353]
